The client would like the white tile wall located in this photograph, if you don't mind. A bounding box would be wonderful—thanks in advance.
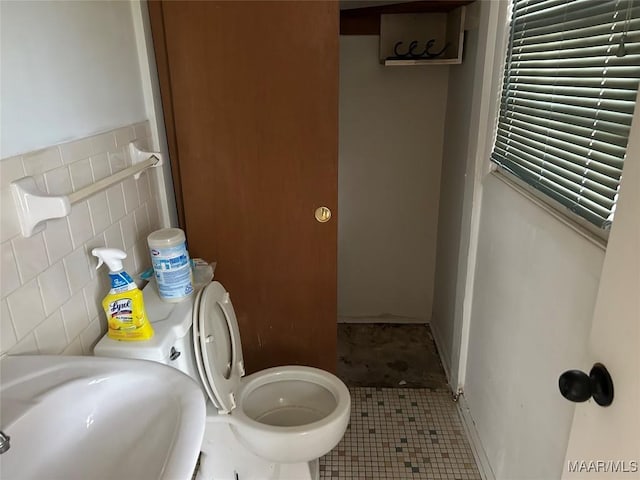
[0,122,162,357]
[12,233,49,283]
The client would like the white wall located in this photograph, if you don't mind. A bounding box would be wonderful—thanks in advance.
[432,1,609,477]
[431,2,482,374]
[0,2,163,356]
[131,0,179,228]
[464,175,604,479]
[0,1,147,157]
[338,35,448,323]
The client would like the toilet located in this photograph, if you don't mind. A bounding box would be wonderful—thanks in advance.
[94,279,350,480]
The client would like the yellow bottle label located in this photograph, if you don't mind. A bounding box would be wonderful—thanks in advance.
[103,288,154,341]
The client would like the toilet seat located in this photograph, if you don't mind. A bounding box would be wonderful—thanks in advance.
[192,281,245,413]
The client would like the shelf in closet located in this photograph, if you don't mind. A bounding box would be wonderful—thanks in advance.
[380,6,466,66]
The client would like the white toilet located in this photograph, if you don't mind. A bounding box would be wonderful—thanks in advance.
[94,280,350,480]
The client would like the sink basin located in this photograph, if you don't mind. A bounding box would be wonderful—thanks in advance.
[0,355,206,480]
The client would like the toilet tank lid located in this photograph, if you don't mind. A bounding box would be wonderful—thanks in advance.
[93,280,194,362]
[94,333,171,363]
[144,279,193,333]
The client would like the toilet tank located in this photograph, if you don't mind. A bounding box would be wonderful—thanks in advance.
[94,279,200,382]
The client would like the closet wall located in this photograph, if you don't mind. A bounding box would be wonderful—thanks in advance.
[338,35,449,323]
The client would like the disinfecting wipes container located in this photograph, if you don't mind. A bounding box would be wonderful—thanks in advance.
[147,228,194,302]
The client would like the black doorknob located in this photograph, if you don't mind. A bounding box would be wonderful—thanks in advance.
[558,363,614,407]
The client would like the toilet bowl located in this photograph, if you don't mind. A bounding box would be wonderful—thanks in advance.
[94,279,350,479]
[228,366,350,463]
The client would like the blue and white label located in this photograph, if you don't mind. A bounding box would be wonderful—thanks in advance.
[150,242,193,300]
[109,271,135,293]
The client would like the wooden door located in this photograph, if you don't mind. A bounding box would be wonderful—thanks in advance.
[149,1,338,373]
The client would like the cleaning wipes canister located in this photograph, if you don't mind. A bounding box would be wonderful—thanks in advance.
[147,228,194,302]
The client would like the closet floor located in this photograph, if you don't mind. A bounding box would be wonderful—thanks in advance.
[337,323,448,389]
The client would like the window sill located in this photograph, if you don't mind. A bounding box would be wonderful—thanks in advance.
[489,167,608,251]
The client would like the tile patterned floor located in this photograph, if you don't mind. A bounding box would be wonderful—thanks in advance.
[319,387,481,480]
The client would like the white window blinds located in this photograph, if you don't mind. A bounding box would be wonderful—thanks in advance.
[491,0,640,229]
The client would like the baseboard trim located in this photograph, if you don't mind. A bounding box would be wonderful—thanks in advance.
[456,394,496,480]
[337,316,427,324]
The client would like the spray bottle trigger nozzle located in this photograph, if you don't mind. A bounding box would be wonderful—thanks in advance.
[91,247,126,273]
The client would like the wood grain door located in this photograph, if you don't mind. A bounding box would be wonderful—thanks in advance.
[149,1,338,373]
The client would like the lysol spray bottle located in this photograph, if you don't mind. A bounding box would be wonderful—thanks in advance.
[92,248,154,341]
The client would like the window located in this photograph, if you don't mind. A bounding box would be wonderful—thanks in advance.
[491,0,640,230]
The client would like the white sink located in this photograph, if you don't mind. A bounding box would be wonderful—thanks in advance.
[0,355,206,480]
